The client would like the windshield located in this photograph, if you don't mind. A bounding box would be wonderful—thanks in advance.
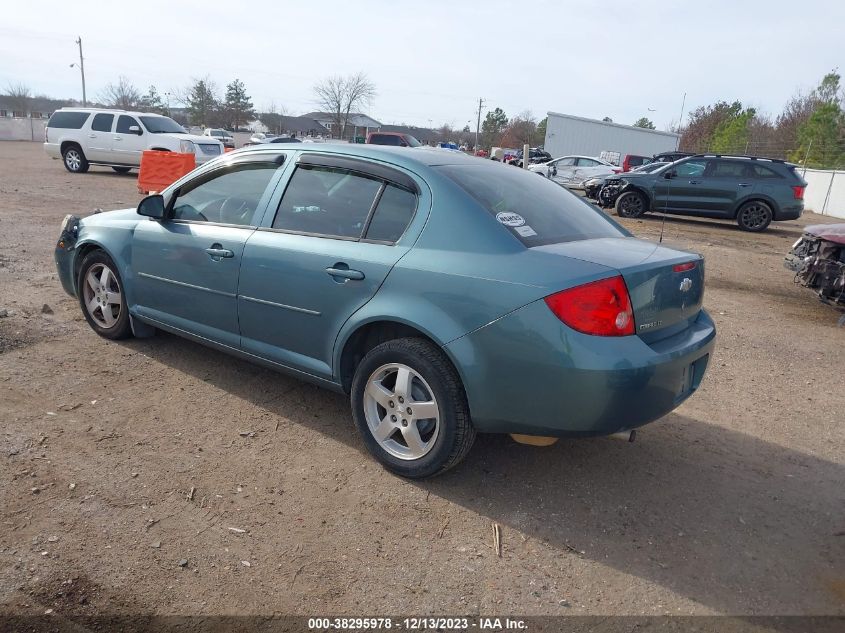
[633,162,669,173]
[139,116,187,134]
[437,163,626,247]
[404,135,422,147]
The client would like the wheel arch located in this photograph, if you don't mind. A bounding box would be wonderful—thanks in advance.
[60,140,83,156]
[72,240,118,295]
[622,184,653,209]
[336,318,467,398]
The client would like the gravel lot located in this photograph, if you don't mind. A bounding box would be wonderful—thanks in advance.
[0,141,843,621]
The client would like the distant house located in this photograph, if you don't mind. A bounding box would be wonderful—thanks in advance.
[302,111,382,141]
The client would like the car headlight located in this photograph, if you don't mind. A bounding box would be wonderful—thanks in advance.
[179,140,196,154]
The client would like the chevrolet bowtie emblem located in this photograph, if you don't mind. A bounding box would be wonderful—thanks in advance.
[679,278,693,292]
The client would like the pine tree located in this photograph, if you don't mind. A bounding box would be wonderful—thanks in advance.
[224,79,254,131]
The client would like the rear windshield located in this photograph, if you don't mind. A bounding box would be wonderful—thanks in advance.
[437,163,626,247]
[47,111,90,129]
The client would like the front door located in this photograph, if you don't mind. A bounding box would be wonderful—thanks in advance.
[131,158,283,347]
[238,157,420,379]
[87,112,115,162]
[112,114,148,165]
[652,158,714,214]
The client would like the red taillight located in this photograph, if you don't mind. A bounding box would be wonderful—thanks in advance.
[613,168,622,174]
[673,261,697,273]
[792,185,805,200]
[544,275,634,337]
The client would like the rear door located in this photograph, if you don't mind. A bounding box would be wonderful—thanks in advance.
[87,113,115,162]
[238,154,421,379]
[131,156,284,346]
[706,159,755,216]
[112,114,147,165]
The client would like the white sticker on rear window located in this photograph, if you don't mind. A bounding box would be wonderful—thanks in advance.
[515,225,537,237]
[496,211,525,227]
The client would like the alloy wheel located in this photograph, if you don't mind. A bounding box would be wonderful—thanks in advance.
[740,204,769,230]
[65,149,81,171]
[82,263,122,329]
[363,363,440,460]
[619,193,644,216]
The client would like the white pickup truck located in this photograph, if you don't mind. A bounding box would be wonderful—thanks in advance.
[44,108,224,173]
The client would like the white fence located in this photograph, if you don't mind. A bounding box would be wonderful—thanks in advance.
[802,168,845,219]
[0,117,46,141]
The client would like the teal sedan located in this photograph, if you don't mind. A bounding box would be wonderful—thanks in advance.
[54,144,715,478]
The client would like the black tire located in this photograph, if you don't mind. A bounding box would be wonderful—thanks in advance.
[351,337,475,479]
[736,200,773,232]
[615,190,647,218]
[111,166,132,174]
[62,144,89,173]
[77,250,132,340]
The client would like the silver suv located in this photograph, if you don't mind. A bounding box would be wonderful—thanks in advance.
[44,108,224,173]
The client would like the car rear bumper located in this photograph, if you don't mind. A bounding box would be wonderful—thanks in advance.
[775,203,803,221]
[445,300,716,437]
[44,142,60,159]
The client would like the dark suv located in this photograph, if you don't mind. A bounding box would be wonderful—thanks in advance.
[608,154,807,232]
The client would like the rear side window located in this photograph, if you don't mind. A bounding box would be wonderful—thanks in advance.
[47,111,90,129]
[369,134,399,146]
[273,166,382,238]
[437,163,625,247]
[577,158,600,167]
[712,161,749,178]
[365,185,417,242]
[91,113,113,132]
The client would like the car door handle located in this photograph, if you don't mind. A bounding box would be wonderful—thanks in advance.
[325,265,365,281]
[113,137,122,141]
[205,245,234,260]
[689,180,701,184]
[88,134,97,138]
[738,182,752,187]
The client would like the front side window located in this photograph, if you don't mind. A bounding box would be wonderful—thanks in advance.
[554,157,576,167]
[577,158,600,167]
[273,165,382,238]
[116,115,140,134]
[170,162,278,225]
[91,113,114,132]
[438,163,625,247]
[674,160,708,178]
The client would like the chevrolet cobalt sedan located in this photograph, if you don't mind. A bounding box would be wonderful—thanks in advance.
[55,145,715,478]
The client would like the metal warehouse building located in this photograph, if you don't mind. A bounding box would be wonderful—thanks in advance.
[544,112,680,161]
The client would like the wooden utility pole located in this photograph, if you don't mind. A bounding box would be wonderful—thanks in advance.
[75,37,87,106]
[475,98,485,151]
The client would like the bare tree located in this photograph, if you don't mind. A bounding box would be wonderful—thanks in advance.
[313,72,376,139]
[101,76,141,110]
[4,82,32,115]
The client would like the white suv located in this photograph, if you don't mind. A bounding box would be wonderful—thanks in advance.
[44,108,224,173]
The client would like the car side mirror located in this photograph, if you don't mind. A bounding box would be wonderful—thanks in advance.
[399,141,408,147]
[137,194,165,219]
[550,165,557,176]
[128,125,142,135]
[664,170,676,180]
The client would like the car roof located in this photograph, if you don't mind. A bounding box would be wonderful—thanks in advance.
[54,107,167,117]
[228,143,481,169]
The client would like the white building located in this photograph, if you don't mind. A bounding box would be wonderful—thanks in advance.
[544,112,679,161]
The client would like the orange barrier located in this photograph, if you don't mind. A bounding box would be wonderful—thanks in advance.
[137,151,196,194]
[224,147,235,153]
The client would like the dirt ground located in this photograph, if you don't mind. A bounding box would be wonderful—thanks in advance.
[0,141,843,622]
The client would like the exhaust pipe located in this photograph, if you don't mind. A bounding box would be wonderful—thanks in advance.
[609,429,636,443]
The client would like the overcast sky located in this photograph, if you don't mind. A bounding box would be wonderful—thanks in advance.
[1,0,842,130]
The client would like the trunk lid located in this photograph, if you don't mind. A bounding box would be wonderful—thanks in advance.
[533,237,705,339]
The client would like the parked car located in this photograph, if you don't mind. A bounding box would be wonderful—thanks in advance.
[652,151,694,164]
[529,155,620,189]
[608,154,806,231]
[54,145,715,478]
[245,135,303,146]
[366,132,421,147]
[508,147,552,168]
[584,162,670,202]
[44,108,224,173]
[203,128,235,149]
[622,154,650,172]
